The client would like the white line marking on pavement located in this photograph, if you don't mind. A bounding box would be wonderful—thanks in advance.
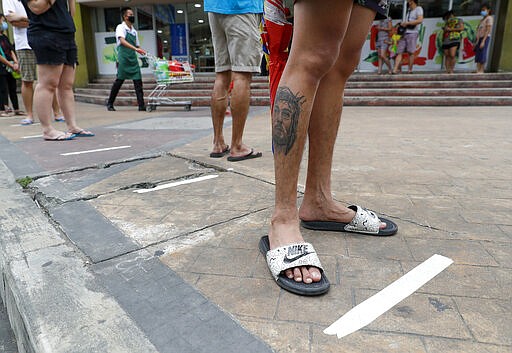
[22,134,43,139]
[324,254,453,339]
[133,174,219,194]
[60,145,131,156]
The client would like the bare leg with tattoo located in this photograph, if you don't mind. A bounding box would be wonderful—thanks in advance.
[269,1,389,290]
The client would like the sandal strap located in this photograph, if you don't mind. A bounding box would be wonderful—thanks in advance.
[345,205,381,234]
[266,242,323,280]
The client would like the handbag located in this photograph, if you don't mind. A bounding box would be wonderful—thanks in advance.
[397,24,406,36]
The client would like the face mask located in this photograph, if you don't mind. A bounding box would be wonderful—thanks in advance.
[1,22,7,31]
[127,16,135,23]
[481,10,488,16]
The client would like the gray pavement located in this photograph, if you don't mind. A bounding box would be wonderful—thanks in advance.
[0,101,511,353]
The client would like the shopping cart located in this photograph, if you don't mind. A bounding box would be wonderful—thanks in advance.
[144,54,194,112]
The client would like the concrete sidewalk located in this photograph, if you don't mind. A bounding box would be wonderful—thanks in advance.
[0,103,511,352]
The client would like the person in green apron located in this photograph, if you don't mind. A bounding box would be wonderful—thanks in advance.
[107,7,146,111]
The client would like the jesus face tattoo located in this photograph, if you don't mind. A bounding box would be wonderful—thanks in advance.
[272,87,305,155]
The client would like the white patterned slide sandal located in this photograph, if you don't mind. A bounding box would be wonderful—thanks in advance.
[301,205,398,236]
[259,236,330,296]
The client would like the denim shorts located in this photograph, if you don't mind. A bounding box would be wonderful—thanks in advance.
[28,31,78,66]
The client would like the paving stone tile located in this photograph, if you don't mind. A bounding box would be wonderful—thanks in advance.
[498,225,512,237]
[160,246,203,272]
[188,246,260,276]
[91,172,274,247]
[339,257,404,290]
[398,219,511,243]
[195,274,280,320]
[400,262,508,299]
[239,319,311,353]
[50,200,140,262]
[458,198,512,226]
[276,284,353,326]
[346,235,414,261]
[82,156,211,196]
[311,329,427,353]
[428,179,511,200]
[405,237,499,266]
[423,337,510,353]
[355,290,471,339]
[300,229,349,258]
[454,297,512,345]
[482,242,512,268]
[380,183,434,197]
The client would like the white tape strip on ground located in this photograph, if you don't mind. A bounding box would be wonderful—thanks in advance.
[21,134,43,139]
[324,254,453,339]
[133,174,219,194]
[60,145,131,156]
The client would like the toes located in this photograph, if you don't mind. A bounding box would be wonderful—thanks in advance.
[380,221,387,230]
[285,269,294,279]
[293,267,302,282]
[301,267,312,284]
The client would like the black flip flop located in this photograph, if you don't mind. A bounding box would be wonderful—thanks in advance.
[209,145,230,158]
[259,236,330,296]
[227,149,262,162]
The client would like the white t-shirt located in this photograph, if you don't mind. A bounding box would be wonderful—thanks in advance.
[406,6,424,34]
[2,0,31,50]
[115,22,139,47]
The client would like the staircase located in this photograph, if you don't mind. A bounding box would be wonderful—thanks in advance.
[74,72,512,108]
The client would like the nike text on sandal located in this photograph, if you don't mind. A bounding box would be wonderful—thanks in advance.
[301,205,398,236]
[259,236,330,296]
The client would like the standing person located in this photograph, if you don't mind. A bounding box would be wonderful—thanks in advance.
[474,4,493,74]
[0,14,21,117]
[393,0,423,74]
[376,16,392,75]
[205,0,263,161]
[106,7,146,112]
[261,0,398,296]
[21,0,94,140]
[442,10,464,74]
[3,0,36,125]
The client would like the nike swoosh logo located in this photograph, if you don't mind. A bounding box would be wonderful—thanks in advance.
[283,252,313,264]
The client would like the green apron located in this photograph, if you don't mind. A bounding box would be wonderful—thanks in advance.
[117,32,141,80]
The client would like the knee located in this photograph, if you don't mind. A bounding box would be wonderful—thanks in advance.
[289,47,340,81]
[214,72,231,91]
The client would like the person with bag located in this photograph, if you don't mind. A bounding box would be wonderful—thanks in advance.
[21,0,94,140]
[0,14,21,117]
[376,16,393,75]
[442,10,464,74]
[106,7,146,112]
[392,0,423,74]
[3,0,36,125]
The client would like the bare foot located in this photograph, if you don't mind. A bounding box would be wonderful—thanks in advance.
[269,210,322,284]
[299,197,387,230]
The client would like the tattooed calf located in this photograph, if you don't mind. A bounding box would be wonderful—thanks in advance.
[272,86,305,155]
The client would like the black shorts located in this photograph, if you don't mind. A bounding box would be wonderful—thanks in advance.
[442,41,460,50]
[27,32,77,66]
[355,0,389,20]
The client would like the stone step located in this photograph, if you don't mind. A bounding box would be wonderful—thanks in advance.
[93,72,512,83]
[85,80,512,91]
[75,87,511,98]
[75,93,512,107]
